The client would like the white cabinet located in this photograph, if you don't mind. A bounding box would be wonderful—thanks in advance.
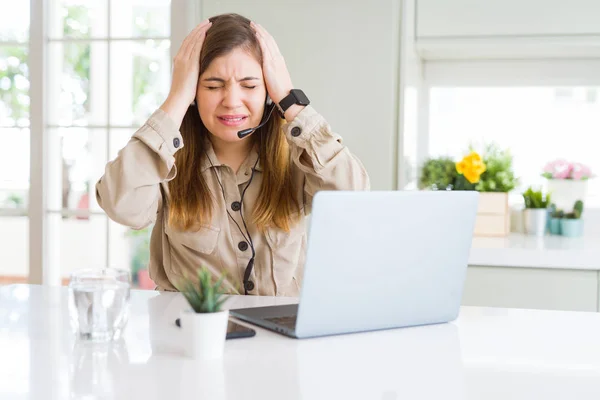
[463,265,599,312]
[416,0,600,38]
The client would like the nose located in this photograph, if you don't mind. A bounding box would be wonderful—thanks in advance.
[221,86,244,109]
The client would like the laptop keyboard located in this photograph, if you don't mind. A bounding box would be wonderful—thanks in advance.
[265,315,297,330]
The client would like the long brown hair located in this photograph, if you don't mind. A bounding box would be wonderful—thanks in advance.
[168,13,300,232]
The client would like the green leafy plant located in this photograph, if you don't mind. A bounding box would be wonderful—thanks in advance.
[418,157,458,190]
[565,200,584,219]
[418,143,518,193]
[522,187,551,209]
[5,193,24,208]
[474,143,518,192]
[176,267,229,314]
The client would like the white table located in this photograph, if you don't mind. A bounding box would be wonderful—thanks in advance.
[2,284,600,399]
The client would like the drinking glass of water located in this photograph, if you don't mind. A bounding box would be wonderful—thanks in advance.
[68,268,131,342]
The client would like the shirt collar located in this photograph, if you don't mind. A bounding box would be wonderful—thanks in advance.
[200,137,263,174]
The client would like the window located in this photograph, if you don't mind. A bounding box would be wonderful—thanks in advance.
[0,0,30,283]
[48,0,171,287]
[428,86,600,206]
[0,0,175,286]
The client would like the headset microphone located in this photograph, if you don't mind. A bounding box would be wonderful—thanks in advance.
[237,96,278,139]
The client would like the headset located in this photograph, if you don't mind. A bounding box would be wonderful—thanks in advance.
[237,95,278,139]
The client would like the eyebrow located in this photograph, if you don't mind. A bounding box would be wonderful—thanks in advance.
[202,76,260,82]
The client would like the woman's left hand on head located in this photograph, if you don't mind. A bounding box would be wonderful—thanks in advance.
[251,22,294,107]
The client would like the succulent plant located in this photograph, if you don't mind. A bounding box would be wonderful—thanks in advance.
[176,267,229,313]
[565,200,584,219]
[549,203,564,218]
[522,187,551,209]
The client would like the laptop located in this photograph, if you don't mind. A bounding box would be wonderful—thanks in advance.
[230,190,479,339]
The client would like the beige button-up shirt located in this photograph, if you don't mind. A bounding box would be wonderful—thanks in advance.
[96,105,369,296]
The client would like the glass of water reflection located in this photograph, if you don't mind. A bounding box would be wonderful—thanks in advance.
[68,268,131,342]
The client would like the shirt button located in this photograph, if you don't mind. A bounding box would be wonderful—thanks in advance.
[238,241,249,251]
[291,126,302,137]
[173,137,181,148]
[231,201,241,211]
[244,281,255,291]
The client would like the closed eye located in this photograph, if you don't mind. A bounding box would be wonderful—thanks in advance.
[206,86,221,90]
[243,86,257,89]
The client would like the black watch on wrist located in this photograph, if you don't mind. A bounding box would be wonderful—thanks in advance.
[278,89,310,117]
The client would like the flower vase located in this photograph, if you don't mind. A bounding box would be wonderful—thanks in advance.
[546,179,588,211]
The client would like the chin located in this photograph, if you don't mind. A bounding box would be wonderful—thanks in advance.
[207,119,260,142]
[208,126,247,143]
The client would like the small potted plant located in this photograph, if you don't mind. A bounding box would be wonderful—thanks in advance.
[522,187,551,236]
[419,144,518,237]
[471,143,518,237]
[560,200,584,238]
[542,159,593,210]
[176,267,230,360]
[548,204,564,235]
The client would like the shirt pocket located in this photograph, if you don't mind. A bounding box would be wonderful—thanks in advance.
[165,224,220,255]
[265,217,306,296]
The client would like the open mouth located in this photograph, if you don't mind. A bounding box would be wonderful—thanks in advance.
[217,115,248,127]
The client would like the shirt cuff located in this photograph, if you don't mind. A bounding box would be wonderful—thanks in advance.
[135,108,184,155]
[282,106,344,171]
[282,105,328,147]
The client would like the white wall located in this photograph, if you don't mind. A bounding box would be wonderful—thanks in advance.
[416,0,600,37]
[197,0,403,190]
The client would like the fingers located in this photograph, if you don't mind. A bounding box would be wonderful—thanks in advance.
[179,19,212,60]
[251,22,282,59]
[189,22,212,61]
[251,23,271,62]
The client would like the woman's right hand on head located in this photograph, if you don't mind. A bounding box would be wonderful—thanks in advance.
[160,19,212,127]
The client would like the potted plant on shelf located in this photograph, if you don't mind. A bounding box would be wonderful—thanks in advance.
[542,159,593,211]
[548,204,564,235]
[176,267,231,361]
[419,143,518,237]
[522,187,552,236]
[470,143,518,237]
[418,157,458,191]
[560,200,585,238]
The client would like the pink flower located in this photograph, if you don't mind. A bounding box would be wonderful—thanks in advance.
[543,159,571,179]
[571,163,593,180]
[542,159,594,180]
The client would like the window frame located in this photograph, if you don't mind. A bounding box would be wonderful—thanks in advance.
[10,0,192,285]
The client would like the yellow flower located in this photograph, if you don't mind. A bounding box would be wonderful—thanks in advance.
[456,151,486,184]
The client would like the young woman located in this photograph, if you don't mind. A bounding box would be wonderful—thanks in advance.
[96,13,369,296]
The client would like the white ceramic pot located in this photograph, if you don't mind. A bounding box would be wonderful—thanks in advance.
[179,309,229,360]
[523,209,548,236]
[546,179,588,211]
